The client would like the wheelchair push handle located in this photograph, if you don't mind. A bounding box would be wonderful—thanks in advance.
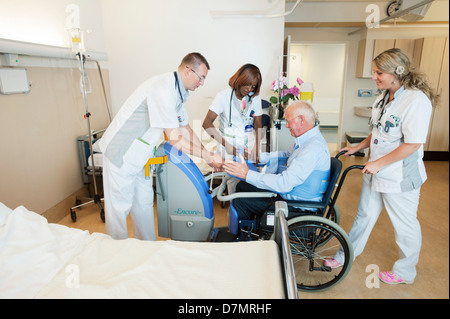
[335,150,365,171]
[335,150,348,159]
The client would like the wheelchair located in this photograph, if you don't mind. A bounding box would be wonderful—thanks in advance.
[217,151,364,292]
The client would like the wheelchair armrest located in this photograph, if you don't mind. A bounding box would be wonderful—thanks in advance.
[284,199,327,210]
[217,191,277,202]
[214,173,277,202]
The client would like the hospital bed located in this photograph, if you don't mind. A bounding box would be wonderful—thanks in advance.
[0,201,297,299]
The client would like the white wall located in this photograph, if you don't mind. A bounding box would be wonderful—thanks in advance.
[99,0,286,133]
[0,0,106,53]
[0,0,111,213]
[0,0,286,213]
[286,27,375,140]
[289,43,346,126]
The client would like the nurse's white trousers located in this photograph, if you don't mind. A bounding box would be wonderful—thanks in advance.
[335,178,421,282]
[103,157,156,240]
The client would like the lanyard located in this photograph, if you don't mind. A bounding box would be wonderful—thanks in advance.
[228,89,253,127]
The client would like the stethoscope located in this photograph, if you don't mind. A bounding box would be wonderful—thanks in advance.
[174,72,184,104]
[371,90,400,133]
[227,89,254,127]
[226,63,259,127]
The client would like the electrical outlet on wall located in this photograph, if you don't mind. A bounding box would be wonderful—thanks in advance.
[4,54,19,66]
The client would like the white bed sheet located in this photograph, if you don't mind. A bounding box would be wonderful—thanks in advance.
[0,203,89,298]
[0,203,285,299]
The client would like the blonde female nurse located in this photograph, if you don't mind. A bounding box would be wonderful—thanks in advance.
[202,64,263,193]
[325,48,438,284]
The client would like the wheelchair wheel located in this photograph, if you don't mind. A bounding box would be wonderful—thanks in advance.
[316,204,341,246]
[326,204,340,225]
[287,215,353,292]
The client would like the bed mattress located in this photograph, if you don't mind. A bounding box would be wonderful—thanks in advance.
[0,203,285,299]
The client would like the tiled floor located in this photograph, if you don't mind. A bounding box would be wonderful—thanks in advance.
[57,156,449,299]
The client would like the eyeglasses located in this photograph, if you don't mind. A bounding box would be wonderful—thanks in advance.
[190,68,206,82]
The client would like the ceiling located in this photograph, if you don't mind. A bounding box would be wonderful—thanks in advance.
[284,0,448,27]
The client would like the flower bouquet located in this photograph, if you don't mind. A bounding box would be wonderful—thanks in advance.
[269,74,303,119]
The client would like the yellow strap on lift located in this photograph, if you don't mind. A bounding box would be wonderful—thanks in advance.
[144,155,168,178]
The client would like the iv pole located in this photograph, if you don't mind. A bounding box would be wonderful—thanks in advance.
[69,29,105,222]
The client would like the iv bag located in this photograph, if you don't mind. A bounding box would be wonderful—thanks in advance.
[68,28,85,53]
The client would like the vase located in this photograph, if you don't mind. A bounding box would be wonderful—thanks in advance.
[269,104,285,120]
[277,104,285,119]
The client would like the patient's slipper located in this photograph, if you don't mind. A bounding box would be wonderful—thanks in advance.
[379,271,413,285]
[324,258,342,269]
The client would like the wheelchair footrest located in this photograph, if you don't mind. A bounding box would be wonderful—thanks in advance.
[238,220,259,241]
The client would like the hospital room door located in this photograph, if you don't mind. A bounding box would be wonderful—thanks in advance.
[288,42,347,153]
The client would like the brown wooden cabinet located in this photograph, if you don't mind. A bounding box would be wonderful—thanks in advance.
[373,39,395,60]
[414,37,449,152]
[357,38,419,77]
[394,39,417,61]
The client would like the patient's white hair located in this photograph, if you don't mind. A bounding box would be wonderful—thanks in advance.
[286,101,316,124]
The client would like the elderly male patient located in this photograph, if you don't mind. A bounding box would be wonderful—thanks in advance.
[223,101,330,220]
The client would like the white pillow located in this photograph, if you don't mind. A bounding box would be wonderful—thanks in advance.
[0,202,13,226]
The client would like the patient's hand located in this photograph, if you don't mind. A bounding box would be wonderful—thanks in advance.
[207,153,224,172]
[223,154,249,179]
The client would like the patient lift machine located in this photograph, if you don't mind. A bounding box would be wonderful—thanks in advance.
[155,142,274,242]
[155,142,216,241]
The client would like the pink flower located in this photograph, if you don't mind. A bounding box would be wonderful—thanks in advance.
[290,86,300,97]
[278,75,288,87]
[270,75,302,105]
[271,75,288,92]
[280,89,290,98]
[271,80,278,91]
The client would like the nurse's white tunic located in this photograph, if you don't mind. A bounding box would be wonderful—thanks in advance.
[209,87,262,160]
[366,87,431,193]
[99,72,189,240]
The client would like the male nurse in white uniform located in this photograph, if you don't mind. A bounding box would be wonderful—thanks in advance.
[99,53,224,240]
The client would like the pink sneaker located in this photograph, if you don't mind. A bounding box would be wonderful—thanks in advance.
[324,258,342,269]
[379,271,413,285]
